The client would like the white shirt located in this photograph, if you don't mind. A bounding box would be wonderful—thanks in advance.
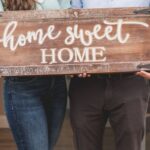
[71,0,150,8]
[0,0,3,11]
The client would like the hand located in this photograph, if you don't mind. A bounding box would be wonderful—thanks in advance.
[78,73,91,78]
[69,73,91,78]
[136,71,150,79]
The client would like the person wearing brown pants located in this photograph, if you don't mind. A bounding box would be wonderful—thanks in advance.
[69,75,149,150]
[69,1,150,150]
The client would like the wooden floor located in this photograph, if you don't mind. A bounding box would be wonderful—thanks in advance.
[0,115,150,150]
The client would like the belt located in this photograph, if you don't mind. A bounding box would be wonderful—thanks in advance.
[93,72,136,79]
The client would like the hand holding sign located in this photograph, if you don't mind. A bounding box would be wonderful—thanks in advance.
[136,71,150,79]
[70,73,91,78]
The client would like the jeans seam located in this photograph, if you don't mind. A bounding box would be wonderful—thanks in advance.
[9,81,27,150]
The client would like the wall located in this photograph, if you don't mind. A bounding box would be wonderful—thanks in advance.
[0,78,8,128]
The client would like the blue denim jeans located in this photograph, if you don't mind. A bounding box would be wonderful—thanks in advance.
[3,76,67,150]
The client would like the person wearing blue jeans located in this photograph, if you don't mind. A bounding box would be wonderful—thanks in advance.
[69,0,150,150]
[0,0,70,150]
[4,76,67,150]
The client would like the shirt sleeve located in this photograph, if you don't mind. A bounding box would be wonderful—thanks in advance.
[0,0,4,12]
[71,0,82,8]
[36,0,60,10]
[58,0,71,9]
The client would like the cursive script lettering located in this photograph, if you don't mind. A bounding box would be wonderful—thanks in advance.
[65,19,149,46]
[0,19,149,51]
[0,21,62,51]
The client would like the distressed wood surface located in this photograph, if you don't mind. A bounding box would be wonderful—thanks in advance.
[0,7,150,76]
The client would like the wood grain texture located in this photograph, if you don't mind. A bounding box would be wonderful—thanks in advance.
[0,7,150,76]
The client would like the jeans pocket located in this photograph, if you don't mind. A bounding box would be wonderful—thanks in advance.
[8,76,38,84]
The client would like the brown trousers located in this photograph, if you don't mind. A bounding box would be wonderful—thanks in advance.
[69,74,150,150]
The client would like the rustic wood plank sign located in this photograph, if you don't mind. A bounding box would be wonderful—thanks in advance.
[0,7,150,76]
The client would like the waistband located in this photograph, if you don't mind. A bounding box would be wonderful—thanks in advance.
[93,72,136,79]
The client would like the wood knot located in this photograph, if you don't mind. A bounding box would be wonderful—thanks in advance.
[73,11,79,18]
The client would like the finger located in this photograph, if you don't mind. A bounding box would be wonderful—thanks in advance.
[136,71,150,79]
[78,74,83,78]
[83,73,87,78]
[137,71,148,77]
[87,74,91,77]
[70,75,74,78]
[136,72,145,77]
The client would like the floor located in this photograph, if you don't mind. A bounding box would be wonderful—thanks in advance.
[0,115,150,150]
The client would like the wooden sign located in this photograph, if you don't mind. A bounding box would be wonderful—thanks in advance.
[0,7,150,76]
